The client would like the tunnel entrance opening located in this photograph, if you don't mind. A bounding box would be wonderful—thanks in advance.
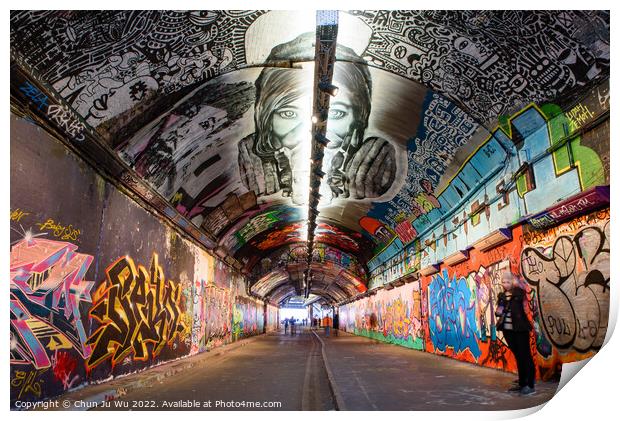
[279,308,308,323]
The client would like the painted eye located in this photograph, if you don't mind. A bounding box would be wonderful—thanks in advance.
[329,109,347,120]
[277,110,297,119]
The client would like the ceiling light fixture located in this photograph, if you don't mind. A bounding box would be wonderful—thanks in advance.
[318,80,339,97]
[314,132,330,147]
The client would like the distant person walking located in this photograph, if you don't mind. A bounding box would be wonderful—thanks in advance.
[323,315,332,337]
[284,318,289,334]
[496,272,538,396]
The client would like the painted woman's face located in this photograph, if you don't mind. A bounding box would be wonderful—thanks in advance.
[265,69,363,205]
[271,95,312,150]
[270,79,358,151]
[271,93,312,205]
[326,96,355,148]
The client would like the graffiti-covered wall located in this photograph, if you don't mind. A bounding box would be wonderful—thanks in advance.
[10,115,266,406]
[341,81,610,378]
[266,304,279,332]
[342,206,609,379]
[340,281,424,350]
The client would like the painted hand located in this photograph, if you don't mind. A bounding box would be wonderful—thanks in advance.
[344,137,396,199]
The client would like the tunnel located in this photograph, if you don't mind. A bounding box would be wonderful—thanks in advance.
[9,10,611,412]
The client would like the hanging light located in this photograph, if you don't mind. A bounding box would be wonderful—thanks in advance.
[318,80,339,97]
[314,132,330,147]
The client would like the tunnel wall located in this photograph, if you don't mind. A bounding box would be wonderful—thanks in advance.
[339,281,424,350]
[10,115,268,406]
[266,304,280,332]
[340,84,610,379]
[341,209,610,379]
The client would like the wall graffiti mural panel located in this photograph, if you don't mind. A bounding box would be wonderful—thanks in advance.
[340,281,423,350]
[232,296,262,340]
[10,115,266,407]
[427,269,482,359]
[368,80,609,274]
[521,208,609,356]
[85,253,188,369]
[11,239,94,369]
[266,304,279,332]
[418,225,555,376]
[348,208,609,380]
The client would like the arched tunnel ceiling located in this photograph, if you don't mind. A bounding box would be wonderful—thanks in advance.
[250,243,366,303]
[10,10,610,304]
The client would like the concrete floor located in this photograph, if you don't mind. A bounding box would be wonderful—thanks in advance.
[316,329,558,410]
[51,327,559,411]
[94,328,335,411]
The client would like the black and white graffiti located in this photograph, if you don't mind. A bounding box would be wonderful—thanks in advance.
[12,11,610,129]
[238,32,396,206]
[10,10,266,126]
[348,10,610,124]
[521,219,610,353]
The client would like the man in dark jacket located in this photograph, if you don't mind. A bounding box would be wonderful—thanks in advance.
[495,272,537,395]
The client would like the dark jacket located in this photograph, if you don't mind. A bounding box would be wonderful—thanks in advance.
[497,287,532,332]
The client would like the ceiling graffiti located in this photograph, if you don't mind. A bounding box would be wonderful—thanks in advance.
[348,10,610,125]
[9,10,267,129]
[248,243,367,302]
[10,10,610,304]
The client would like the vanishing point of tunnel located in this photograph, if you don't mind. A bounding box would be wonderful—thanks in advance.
[9,10,610,412]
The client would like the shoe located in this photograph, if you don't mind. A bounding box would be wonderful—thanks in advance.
[520,386,536,396]
[507,385,522,392]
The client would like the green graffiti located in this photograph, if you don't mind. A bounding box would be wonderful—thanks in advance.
[541,103,605,190]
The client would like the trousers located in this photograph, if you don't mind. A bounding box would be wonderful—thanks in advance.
[504,330,536,388]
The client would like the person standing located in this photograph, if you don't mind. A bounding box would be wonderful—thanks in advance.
[284,318,289,334]
[496,272,537,395]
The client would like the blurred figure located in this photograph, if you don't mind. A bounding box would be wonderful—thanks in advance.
[495,272,537,396]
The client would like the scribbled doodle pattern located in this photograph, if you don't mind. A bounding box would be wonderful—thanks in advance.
[349,10,610,124]
[10,10,266,126]
[10,238,94,369]
[521,220,610,353]
[428,269,481,359]
[85,253,187,369]
[376,92,479,231]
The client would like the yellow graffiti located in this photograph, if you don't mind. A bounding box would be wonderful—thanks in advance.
[11,369,47,400]
[86,253,187,369]
[10,208,30,222]
[566,103,595,132]
[46,334,73,351]
[36,218,81,241]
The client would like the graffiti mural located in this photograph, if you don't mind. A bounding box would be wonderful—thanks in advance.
[521,209,609,354]
[11,238,94,369]
[85,253,188,369]
[10,11,267,127]
[340,281,423,349]
[349,10,609,124]
[10,10,611,405]
[266,304,279,331]
[204,284,233,348]
[10,114,270,407]
[427,269,481,359]
[232,296,262,341]
[369,90,608,276]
